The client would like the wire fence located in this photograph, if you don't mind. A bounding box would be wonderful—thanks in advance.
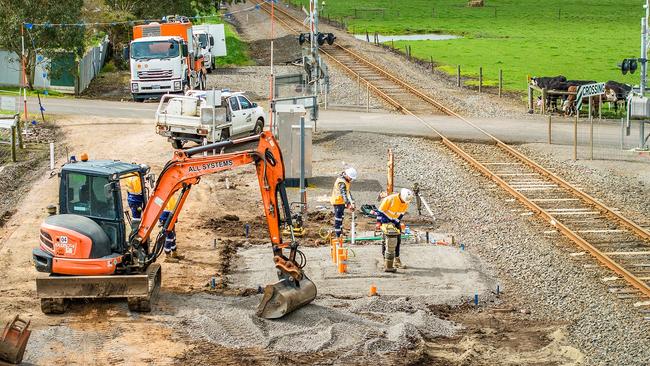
[294,4,638,25]
[546,116,650,163]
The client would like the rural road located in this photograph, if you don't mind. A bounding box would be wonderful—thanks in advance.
[25,96,638,148]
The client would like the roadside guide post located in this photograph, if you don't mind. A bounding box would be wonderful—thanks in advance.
[576,82,605,160]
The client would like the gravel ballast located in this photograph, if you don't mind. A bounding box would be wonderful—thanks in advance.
[327,131,650,365]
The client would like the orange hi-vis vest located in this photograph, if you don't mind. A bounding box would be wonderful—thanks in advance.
[379,193,408,219]
[330,176,351,205]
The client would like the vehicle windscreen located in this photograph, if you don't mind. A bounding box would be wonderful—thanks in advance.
[198,33,209,48]
[131,40,180,60]
[66,172,117,220]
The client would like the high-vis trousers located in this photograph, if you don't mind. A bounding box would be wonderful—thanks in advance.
[159,211,177,253]
[333,204,345,238]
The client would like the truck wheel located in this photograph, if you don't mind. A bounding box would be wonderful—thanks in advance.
[220,128,230,141]
[207,66,212,74]
[133,96,144,103]
[199,73,207,90]
[253,119,264,135]
[171,140,184,149]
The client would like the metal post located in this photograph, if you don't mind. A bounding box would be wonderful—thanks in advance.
[573,114,578,161]
[548,115,552,144]
[10,125,16,162]
[357,74,360,105]
[498,69,503,98]
[49,142,54,170]
[589,96,594,160]
[387,148,394,194]
[528,84,534,112]
[299,116,306,209]
[621,118,625,150]
[478,67,483,93]
[640,120,646,149]
[366,82,370,112]
[457,65,461,87]
[598,94,602,119]
[541,88,547,114]
[642,15,648,95]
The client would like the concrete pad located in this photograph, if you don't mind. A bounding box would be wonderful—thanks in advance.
[232,243,494,304]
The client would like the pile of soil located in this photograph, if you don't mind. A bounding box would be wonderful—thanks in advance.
[249,35,303,66]
[81,71,131,101]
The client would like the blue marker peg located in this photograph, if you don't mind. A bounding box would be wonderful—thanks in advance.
[474,292,479,306]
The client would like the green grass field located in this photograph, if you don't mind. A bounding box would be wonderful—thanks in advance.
[197,16,254,66]
[289,0,644,91]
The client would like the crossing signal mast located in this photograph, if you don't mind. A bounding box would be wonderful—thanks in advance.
[297,0,335,93]
[622,0,650,150]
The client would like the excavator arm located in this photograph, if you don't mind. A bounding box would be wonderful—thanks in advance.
[130,131,316,318]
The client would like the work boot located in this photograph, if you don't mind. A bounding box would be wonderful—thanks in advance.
[394,257,403,269]
[384,259,396,273]
[164,252,179,263]
[171,251,185,260]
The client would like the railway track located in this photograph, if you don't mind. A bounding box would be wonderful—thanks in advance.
[255,1,650,302]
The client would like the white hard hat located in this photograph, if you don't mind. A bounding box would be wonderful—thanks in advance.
[344,167,358,181]
[400,188,414,203]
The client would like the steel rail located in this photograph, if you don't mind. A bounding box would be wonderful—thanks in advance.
[256,1,650,297]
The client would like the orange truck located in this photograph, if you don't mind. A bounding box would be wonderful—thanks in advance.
[125,15,207,102]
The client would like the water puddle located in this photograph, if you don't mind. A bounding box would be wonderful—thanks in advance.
[353,33,460,42]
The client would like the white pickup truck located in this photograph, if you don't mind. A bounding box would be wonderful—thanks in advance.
[154,90,265,149]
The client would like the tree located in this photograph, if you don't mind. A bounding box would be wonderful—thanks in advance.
[0,0,85,89]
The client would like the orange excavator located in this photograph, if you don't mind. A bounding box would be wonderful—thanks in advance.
[32,131,316,318]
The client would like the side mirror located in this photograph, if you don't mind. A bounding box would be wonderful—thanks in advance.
[146,173,156,188]
[104,182,117,198]
[181,44,189,57]
[122,45,130,60]
[210,36,215,46]
[252,102,258,108]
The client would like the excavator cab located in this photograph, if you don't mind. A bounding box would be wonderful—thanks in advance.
[33,161,150,276]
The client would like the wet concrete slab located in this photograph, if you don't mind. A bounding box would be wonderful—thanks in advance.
[232,243,494,304]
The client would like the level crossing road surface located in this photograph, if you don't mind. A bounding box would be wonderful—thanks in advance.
[25,97,628,147]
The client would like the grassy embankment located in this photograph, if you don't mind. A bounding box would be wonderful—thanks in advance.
[289,0,643,91]
[197,14,254,66]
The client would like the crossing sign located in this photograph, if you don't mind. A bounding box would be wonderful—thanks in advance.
[576,82,605,112]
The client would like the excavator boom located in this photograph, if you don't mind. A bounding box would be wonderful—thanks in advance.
[132,131,316,318]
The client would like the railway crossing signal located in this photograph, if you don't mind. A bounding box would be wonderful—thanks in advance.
[620,58,640,75]
[298,32,335,46]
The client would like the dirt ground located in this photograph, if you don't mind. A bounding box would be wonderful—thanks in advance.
[0,115,584,365]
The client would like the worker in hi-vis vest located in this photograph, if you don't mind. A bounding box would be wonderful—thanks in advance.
[330,167,358,238]
[376,188,414,272]
[159,192,184,261]
[124,174,144,219]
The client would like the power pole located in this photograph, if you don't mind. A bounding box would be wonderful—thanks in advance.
[641,0,649,95]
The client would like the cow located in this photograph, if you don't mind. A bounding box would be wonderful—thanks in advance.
[563,85,600,117]
[532,75,567,89]
[604,80,632,113]
[531,76,568,112]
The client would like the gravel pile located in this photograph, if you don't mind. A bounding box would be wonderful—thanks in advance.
[168,292,458,360]
[340,132,650,365]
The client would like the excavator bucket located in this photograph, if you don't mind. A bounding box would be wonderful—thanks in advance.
[256,275,317,319]
[0,316,31,364]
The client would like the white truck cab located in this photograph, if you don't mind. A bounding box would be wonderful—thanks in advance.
[192,24,227,73]
[155,90,265,149]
